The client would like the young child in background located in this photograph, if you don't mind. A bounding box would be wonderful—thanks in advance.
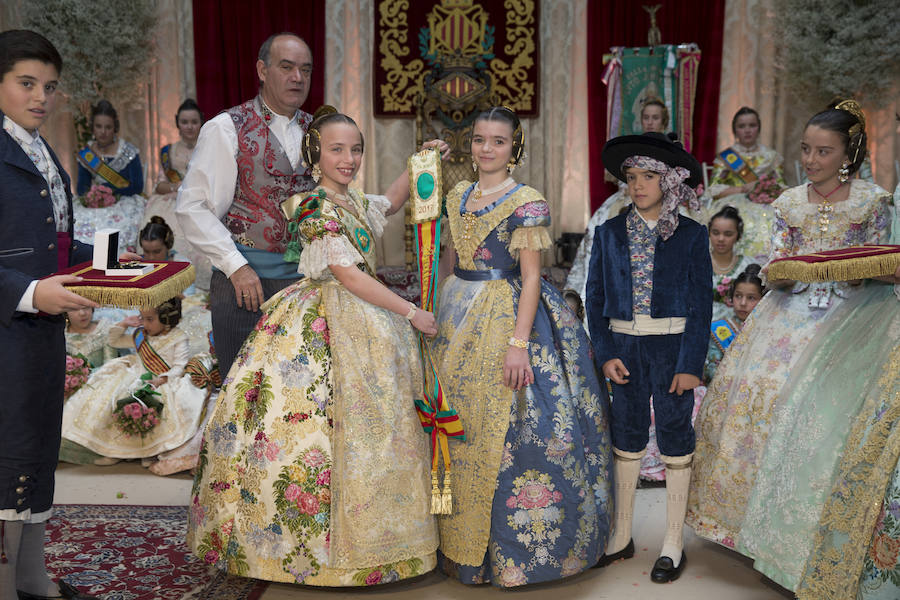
[61,297,208,466]
[704,264,765,384]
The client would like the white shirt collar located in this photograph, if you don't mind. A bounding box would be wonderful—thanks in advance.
[635,208,658,230]
[259,98,299,126]
[3,115,40,146]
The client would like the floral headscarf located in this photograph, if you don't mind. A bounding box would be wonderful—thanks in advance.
[622,155,700,240]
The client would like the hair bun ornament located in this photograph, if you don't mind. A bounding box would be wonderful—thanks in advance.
[499,105,525,165]
[313,105,338,120]
[835,99,866,136]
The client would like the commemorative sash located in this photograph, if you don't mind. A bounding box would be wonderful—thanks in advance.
[133,328,170,376]
[76,145,130,189]
[408,148,465,514]
[710,318,739,353]
[160,144,182,184]
[718,147,758,184]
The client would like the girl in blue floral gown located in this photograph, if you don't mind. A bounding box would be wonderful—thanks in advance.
[433,107,613,587]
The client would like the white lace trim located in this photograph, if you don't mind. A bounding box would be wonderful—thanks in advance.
[364,193,391,237]
[299,234,363,280]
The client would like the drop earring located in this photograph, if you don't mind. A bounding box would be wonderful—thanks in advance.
[506,158,516,175]
[472,158,478,174]
[311,163,322,181]
[838,161,850,184]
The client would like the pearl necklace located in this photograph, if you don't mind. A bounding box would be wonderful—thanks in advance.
[473,177,515,200]
[711,252,737,275]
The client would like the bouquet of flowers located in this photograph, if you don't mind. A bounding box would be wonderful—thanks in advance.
[748,173,783,205]
[79,184,118,208]
[714,276,734,305]
[64,353,91,400]
[113,381,164,437]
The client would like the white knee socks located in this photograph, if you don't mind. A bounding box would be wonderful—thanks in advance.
[660,454,693,568]
[607,448,644,555]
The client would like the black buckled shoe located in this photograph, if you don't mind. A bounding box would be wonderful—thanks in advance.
[18,580,100,600]
[593,538,635,568]
[650,551,687,583]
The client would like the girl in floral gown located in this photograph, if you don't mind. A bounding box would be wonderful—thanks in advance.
[755,114,900,600]
[433,107,613,587]
[708,206,753,321]
[74,99,145,253]
[58,306,118,465]
[61,297,208,462]
[142,99,211,289]
[188,113,444,586]
[703,264,765,385]
[687,102,892,558]
[64,306,116,370]
[707,107,787,263]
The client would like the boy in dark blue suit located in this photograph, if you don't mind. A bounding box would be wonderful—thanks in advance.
[0,30,102,600]
[586,133,712,583]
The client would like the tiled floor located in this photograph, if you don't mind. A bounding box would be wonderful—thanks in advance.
[55,462,793,599]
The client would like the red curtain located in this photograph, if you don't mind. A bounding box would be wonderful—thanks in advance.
[192,0,326,118]
[587,0,725,211]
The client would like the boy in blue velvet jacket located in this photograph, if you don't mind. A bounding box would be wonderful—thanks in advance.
[0,30,103,600]
[586,133,712,584]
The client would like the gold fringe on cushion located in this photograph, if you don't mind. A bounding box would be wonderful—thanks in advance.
[767,252,900,283]
[65,264,196,308]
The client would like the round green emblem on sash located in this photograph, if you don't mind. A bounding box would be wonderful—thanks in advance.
[416,172,435,199]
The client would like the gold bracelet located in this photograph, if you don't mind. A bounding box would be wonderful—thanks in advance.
[508,336,528,349]
[405,302,417,320]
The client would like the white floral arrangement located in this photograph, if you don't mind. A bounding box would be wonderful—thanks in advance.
[775,0,900,105]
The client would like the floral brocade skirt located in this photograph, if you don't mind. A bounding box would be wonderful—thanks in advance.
[433,276,613,587]
[187,278,438,585]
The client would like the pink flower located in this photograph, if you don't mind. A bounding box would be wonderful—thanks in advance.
[310,317,327,333]
[284,483,302,502]
[365,571,382,585]
[244,388,259,403]
[204,550,219,564]
[264,441,280,461]
[515,482,555,509]
[324,220,341,232]
[316,469,331,486]
[303,448,325,468]
[506,495,518,509]
[297,492,320,515]
[499,564,527,586]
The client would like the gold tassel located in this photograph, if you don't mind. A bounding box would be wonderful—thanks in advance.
[430,470,441,514]
[440,470,452,514]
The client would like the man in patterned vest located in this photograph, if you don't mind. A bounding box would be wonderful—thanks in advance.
[177,33,317,376]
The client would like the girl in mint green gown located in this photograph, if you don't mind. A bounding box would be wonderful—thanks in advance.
[740,180,898,600]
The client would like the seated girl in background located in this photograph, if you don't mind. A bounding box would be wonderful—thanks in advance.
[704,264,765,384]
[61,297,208,466]
[65,306,117,369]
[708,206,752,320]
[140,215,213,357]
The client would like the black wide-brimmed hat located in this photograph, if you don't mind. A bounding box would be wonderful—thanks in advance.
[602,132,703,188]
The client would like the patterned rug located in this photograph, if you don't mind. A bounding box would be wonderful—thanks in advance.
[45,504,267,600]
